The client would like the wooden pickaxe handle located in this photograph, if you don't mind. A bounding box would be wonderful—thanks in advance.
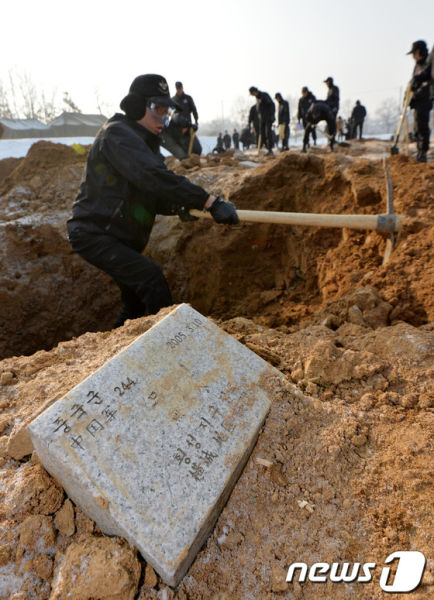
[190,209,402,233]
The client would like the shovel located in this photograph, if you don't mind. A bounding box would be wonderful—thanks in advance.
[188,127,196,156]
[391,82,413,155]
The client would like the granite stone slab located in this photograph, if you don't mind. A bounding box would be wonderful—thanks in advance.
[28,304,283,586]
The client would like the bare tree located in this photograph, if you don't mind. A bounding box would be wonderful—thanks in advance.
[0,81,13,118]
[375,98,401,133]
[40,89,58,122]
[230,95,251,127]
[1,68,61,122]
[63,91,81,113]
[18,71,42,120]
[8,69,20,118]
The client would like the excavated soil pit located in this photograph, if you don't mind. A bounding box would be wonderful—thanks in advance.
[0,140,433,599]
[0,142,432,359]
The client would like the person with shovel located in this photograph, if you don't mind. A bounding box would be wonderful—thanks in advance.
[67,74,238,328]
[249,86,275,154]
[275,92,290,151]
[407,40,432,163]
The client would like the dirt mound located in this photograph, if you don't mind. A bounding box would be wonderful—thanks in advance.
[0,142,118,360]
[0,141,87,197]
[0,157,22,183]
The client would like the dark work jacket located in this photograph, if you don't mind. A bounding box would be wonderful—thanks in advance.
[256,91,275,122]
[277,99,290,124]
[171,92,198,124]
[306,101,337,136]
[351,104,367,122]
[325,84,340,112]
[431,45,434,99]
[240,127,254,146]
[298,92,316,120]
[67,114,208,252]
[411,56,433,107]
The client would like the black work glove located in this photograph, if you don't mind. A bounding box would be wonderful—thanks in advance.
[209,196,239,225]
[177,206,198,222]
[191,123,198,131]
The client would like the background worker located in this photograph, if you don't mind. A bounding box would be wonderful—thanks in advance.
[171,81,199,127]
[249,86,276,154]
[232,128,240,149]
[160,111,202,159]
[350,100,367,139]
[67,74,238,328]
[223,130,231,149]
[248,104,260,145]
[213,133,225,153]
[275,92,290,151]
[303,100,336,152]
[298,86,317,147]
[407,40,432,162]
[324,76,340,116]
[240,126,254,150]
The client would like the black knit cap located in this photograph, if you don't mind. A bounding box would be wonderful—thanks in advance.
[120,74,176,120]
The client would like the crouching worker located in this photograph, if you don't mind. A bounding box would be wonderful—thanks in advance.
[303,100,337,152]
[160,112,202,160]
[67,74,238,328]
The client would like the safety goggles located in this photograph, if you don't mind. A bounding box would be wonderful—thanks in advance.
[148,102,174,126]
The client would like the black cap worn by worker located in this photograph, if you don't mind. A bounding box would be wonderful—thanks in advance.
[406,40,428,55]
[120,74,177,120]
[324,76,334,84]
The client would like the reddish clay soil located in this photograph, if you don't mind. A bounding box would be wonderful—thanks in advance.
[0,139,432,599]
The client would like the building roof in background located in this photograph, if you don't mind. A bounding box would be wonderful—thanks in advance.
[48,112,107,127]
[0,118,49,130]
[0,112,107,139]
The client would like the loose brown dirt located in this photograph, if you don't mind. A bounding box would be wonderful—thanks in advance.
[0,139,433,599]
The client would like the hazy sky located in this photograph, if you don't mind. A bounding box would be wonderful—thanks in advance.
[2,0,433,122]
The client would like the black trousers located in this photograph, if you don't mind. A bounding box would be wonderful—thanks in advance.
[302,118,317,144]
[413,104,431,153]
[352,120,364,139]
[279,123,289,149]
[260,119,274,150]
[69,230,172,325]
